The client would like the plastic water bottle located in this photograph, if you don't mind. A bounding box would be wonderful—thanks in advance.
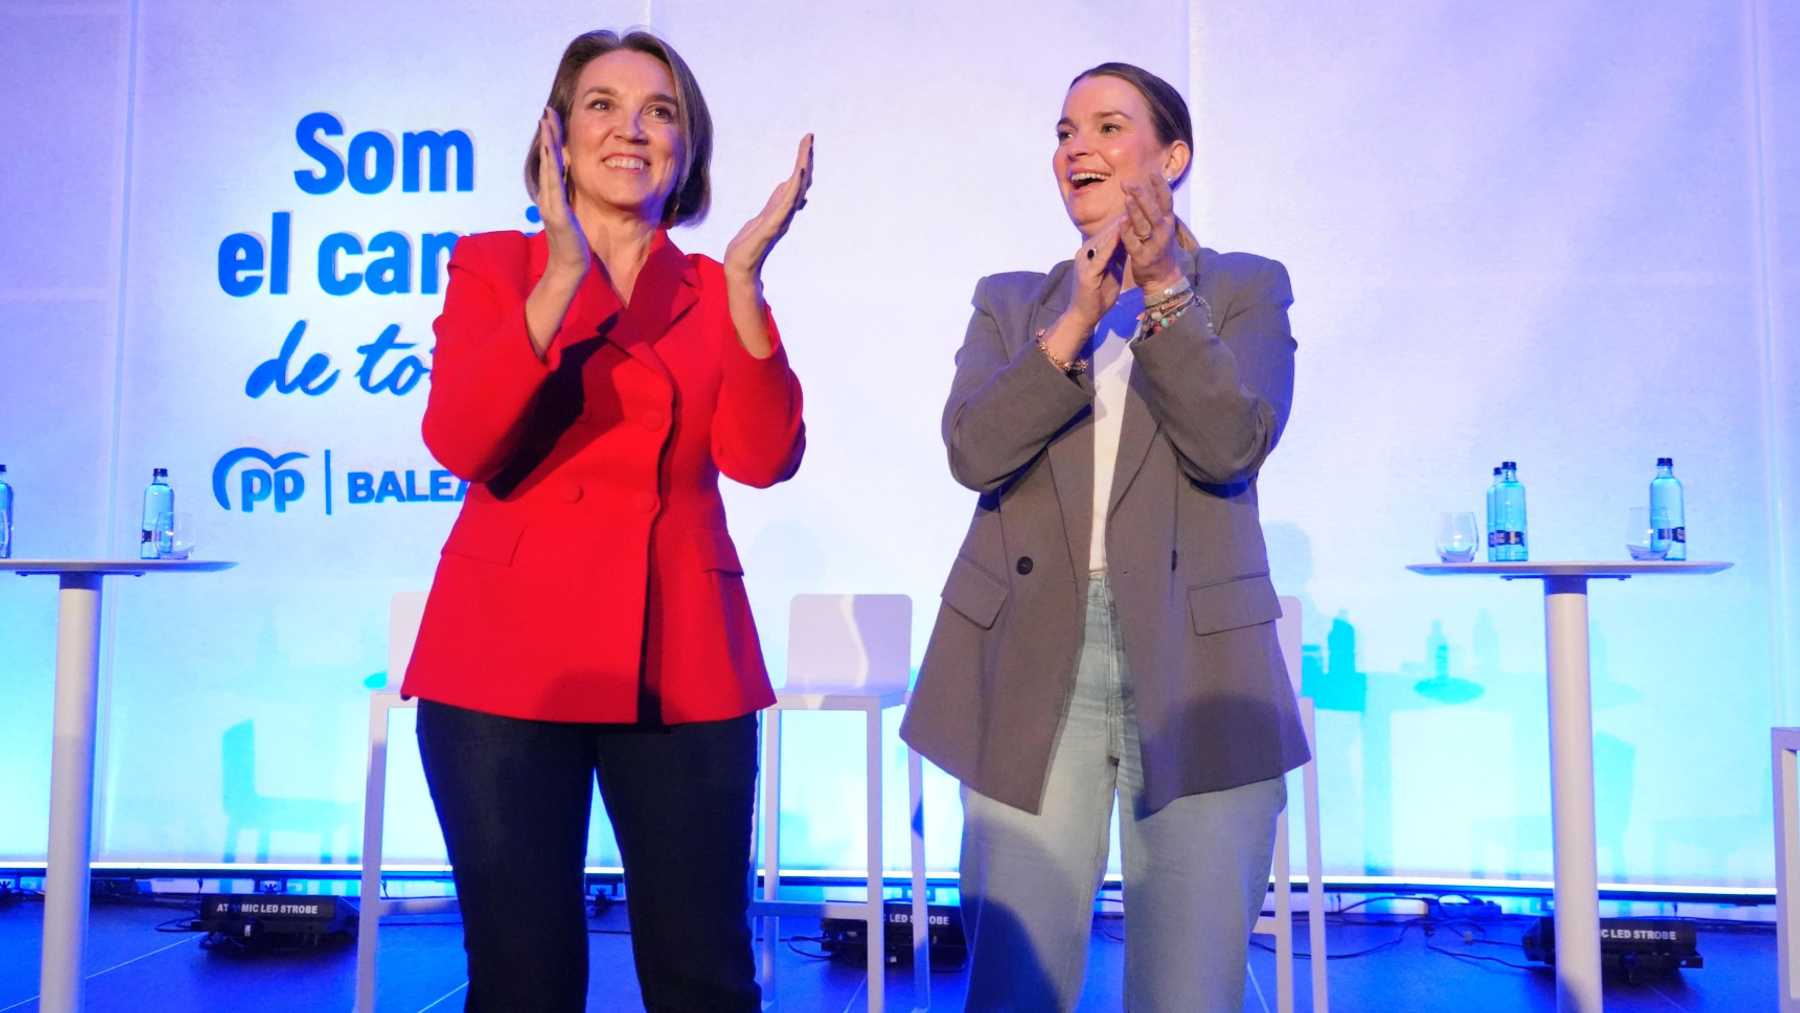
[1484,465,1502,562]
[1493,461,1528,561]
[140,468,173,560]
[1650,457,1686,561]
[0,464,13,559]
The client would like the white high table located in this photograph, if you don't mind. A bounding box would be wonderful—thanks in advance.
[1407,560,1731,1013]
[4,559,236,1013]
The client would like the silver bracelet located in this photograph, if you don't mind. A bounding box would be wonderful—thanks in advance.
[1147,276,1193,309]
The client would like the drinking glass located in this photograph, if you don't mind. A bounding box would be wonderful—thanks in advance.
[167,512,197,560]
[1435,512,1480,563]
[1625,507,1665,560]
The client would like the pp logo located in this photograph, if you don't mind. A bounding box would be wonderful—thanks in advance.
[213,448,309,513]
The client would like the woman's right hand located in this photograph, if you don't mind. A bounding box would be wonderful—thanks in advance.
[536,107,591,278]
[1066,218,1125,328]
[1037,219,1125,369]
[523,107,591,358]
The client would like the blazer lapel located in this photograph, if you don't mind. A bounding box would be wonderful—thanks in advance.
[1106,371,1160,516]
[527,231,623,356]
[1035,262,1096,580]
[1105,243,1202,516]
[615,232,698,382]
[525,230,695,385]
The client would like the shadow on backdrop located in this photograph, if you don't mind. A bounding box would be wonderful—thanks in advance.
[220,719,359,863]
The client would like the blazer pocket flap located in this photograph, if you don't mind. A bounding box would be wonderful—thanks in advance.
[441,514,525,566]
[941,557,1007,630]
[694,529,744,575]
[1187,572,1281,636]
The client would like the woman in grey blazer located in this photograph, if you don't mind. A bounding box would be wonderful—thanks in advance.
[899,62,1310,1012]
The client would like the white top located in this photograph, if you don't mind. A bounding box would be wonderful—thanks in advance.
[1407,561,1731,578]
[0,559,237,576]
[1089,290,1144,572]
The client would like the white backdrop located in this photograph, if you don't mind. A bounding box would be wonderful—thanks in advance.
[1,0,1795,886]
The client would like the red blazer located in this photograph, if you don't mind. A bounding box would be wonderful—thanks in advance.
[400,229,804,724]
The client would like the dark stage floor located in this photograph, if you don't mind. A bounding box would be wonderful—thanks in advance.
[0,889,1777,1011]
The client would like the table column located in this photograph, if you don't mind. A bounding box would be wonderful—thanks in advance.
[1543,575,1601,1013]
[42,573,104,1013]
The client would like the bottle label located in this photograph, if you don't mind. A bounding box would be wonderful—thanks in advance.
[1488,530,1525,547]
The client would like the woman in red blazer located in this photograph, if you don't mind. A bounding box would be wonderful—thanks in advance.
[400,28,810,1012]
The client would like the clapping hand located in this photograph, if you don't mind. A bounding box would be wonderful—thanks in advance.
[724,134,814,287]
[536,107,591,277]
[1119,171,1184,294]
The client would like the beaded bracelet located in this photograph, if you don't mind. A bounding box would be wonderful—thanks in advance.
[1134,292,1213,341]
[1136,292,1195,338]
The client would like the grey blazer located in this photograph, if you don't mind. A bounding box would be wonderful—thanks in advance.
[899,246,1311,815]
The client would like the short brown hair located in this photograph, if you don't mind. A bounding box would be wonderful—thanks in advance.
[524,29,713,226]
[1069,62,1193,188]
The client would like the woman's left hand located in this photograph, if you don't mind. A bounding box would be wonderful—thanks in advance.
[1120,172,1185,294]
[724,134,814,288]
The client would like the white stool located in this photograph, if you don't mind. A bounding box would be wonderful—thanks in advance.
[751,594,929,1012]
[1772,727,1800,1012]
[354,592,452,1013]
[1250,595,1329,1012]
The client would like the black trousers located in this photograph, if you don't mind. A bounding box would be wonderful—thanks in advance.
[416,699,761,1012]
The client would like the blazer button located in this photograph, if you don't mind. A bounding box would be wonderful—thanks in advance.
[1015,556,1034,575]
[559,482,583,503]
[635,492,660,515]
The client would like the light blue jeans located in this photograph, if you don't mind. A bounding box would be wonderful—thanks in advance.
[959,574,1285,1012]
